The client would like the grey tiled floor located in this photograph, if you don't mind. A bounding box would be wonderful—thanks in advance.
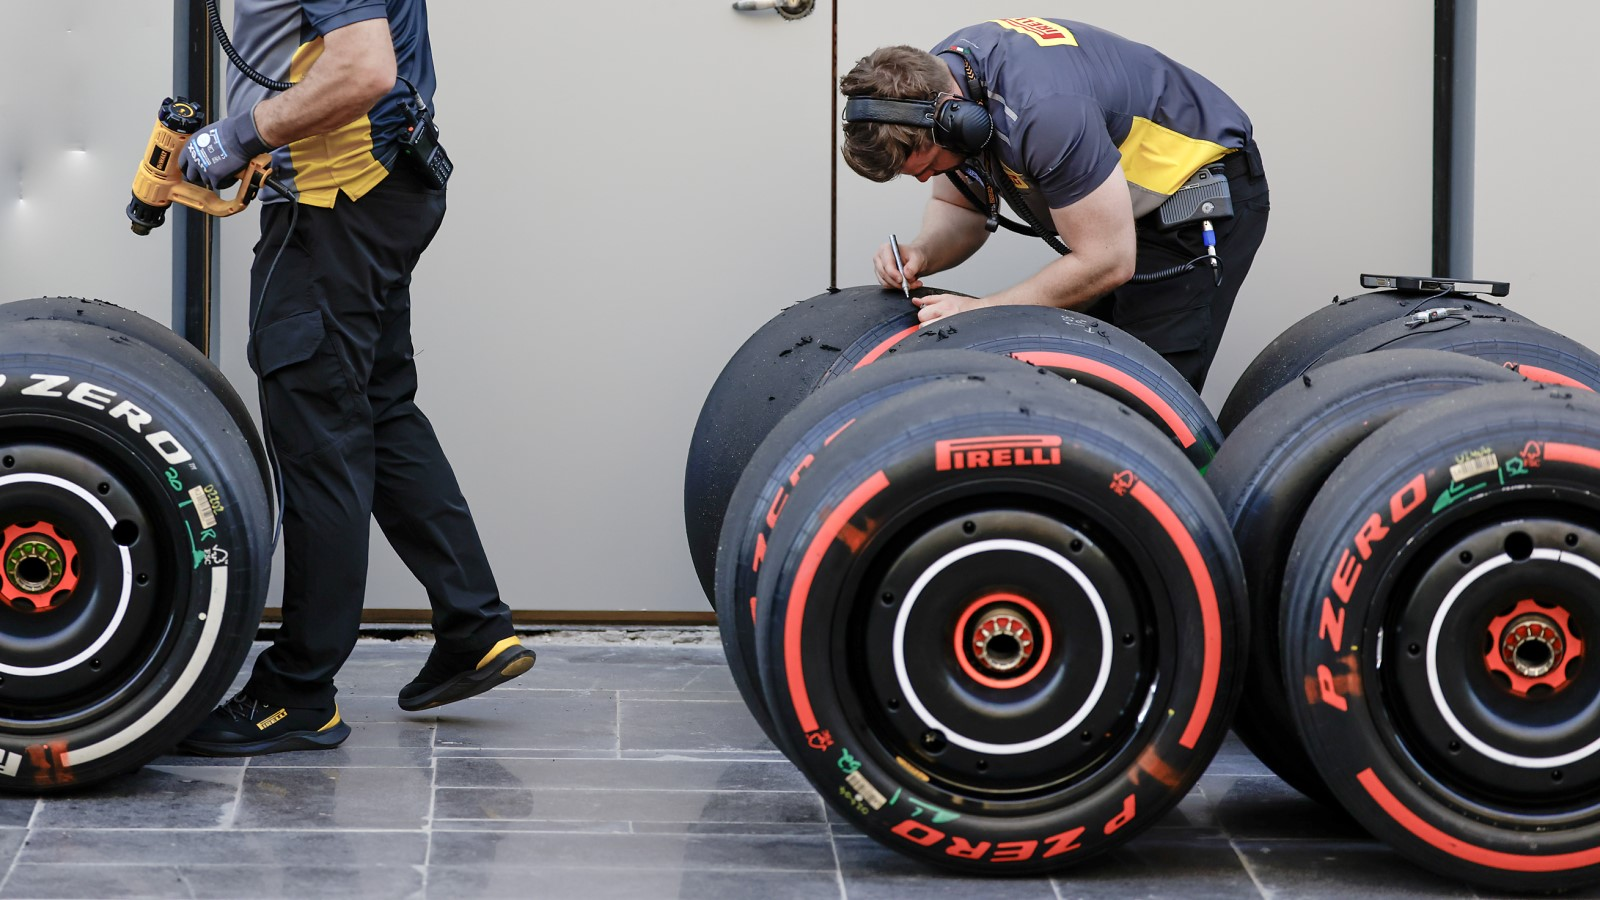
[0,631,1558,899]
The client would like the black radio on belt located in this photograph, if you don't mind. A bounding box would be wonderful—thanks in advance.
[1156,163,1231,231]
[397,79,453,189]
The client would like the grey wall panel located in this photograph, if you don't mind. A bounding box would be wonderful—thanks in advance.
[8,2,1440,615]
[1,1,174,323]
[1475,3,1598,347]
[212,0,835,612]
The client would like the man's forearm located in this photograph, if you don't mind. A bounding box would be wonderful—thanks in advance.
[913,196,989,275]
[251,19,396,147]
[986,250,1132,311]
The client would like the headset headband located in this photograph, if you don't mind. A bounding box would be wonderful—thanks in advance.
[842,96,937,129]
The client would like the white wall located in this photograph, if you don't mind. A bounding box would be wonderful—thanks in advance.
[1474,3,1599,348]
[0,2,1479,616]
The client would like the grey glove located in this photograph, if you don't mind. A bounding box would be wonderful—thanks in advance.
[179,107,271,190]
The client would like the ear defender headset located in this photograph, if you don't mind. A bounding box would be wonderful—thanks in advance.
[842,48,994,157]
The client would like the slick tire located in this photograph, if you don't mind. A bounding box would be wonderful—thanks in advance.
[684,285,932,603]
[0,318,273,792]
[716,351,1055,745]
[1282,382,1600,891]
[1218,291,1528,434]
[1314,312,1600,392]
[753,372,1246,873]
[1206,350,1523,805]
[823,305,1223,468]
[0,297,275,522]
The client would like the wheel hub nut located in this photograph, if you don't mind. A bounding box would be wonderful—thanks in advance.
[0,522,80,614]
[1503,614,1563,677]
[971,606,1035,673]
[1486,599,1584,696]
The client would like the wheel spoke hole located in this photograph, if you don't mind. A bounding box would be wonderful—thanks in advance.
[1505,532,1534,561]
[111,521,139,546]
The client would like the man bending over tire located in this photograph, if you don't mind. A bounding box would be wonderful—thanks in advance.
[842,17,1269,390]
[175,0,533,757]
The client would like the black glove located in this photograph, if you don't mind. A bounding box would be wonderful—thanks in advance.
[179,107,271,191]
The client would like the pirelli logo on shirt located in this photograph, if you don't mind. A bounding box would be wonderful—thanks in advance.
[993,17,1078,47]
[1000,163,1031,191]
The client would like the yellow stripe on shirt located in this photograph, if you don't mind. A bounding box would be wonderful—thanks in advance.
[1116,116,1231,197]
[281,37,387,207]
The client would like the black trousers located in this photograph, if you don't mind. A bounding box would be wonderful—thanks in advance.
[243,167,514,710]
[1082,142,1270,392]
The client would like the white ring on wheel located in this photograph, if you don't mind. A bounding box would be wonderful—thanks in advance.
[1427,548,1600,768]
[0,474,132,677]
[893,538,1112,755]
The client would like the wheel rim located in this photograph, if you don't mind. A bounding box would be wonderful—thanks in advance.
[1382,506,1600,818]
[0,430,183,734]
[849,498,1166,804]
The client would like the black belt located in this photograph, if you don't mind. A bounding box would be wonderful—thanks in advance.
[1222,141,1264,181]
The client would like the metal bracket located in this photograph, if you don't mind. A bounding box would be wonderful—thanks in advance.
[731,0,814,19]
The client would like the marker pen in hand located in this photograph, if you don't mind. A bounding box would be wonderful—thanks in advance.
[889,234,910,299]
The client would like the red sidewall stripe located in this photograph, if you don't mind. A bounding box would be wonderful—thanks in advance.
[852,326,922,371]
[1548,441,1600,470]
[1009,352,1197,448]
[1358,768,1600,872]
[1129,481,1220,749]
[1511,364,1596,391]
[784,470,891,734]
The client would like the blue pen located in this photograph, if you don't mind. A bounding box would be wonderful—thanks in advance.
[889,234,910,299]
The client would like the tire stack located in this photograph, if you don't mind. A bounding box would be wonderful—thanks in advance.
[1212,284,1600,891]
[685,286,1248,874]
[0,297,273,792]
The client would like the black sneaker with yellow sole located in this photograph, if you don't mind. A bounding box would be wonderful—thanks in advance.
[178,692,350,757]
[399,636,536,711]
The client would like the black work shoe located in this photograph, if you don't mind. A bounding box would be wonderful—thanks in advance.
[177,692,350,757]
[399,636,536,711]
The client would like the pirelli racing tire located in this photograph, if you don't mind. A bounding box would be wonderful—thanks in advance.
[1218,290,1530,434]
[1313,312,1600,393]
[1208,350,1524,805]
[0,297,274,521]
[716,351,1055,745]
[1281,382,1600,891]
[685,285,933,603]
[753,372,1246,873]
[0,318,272,792]
[822,305,1223,469]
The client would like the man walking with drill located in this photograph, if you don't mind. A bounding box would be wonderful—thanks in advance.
[842,17,1269,390]
[175,0,533,756]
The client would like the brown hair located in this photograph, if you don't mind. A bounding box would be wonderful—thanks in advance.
[840,46,951,182]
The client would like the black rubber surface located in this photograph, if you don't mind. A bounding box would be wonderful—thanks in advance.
[1219,290,1529,434]
[1281,382,1600,891]
[1207,350,1523,805]
[751,371,1245,873]
[822,305,1223,468]
[1313,312,1600,391]
[0,317,272,791]
[0,297,275,521]
[715,350,1054,744]
[683,285,931,604]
